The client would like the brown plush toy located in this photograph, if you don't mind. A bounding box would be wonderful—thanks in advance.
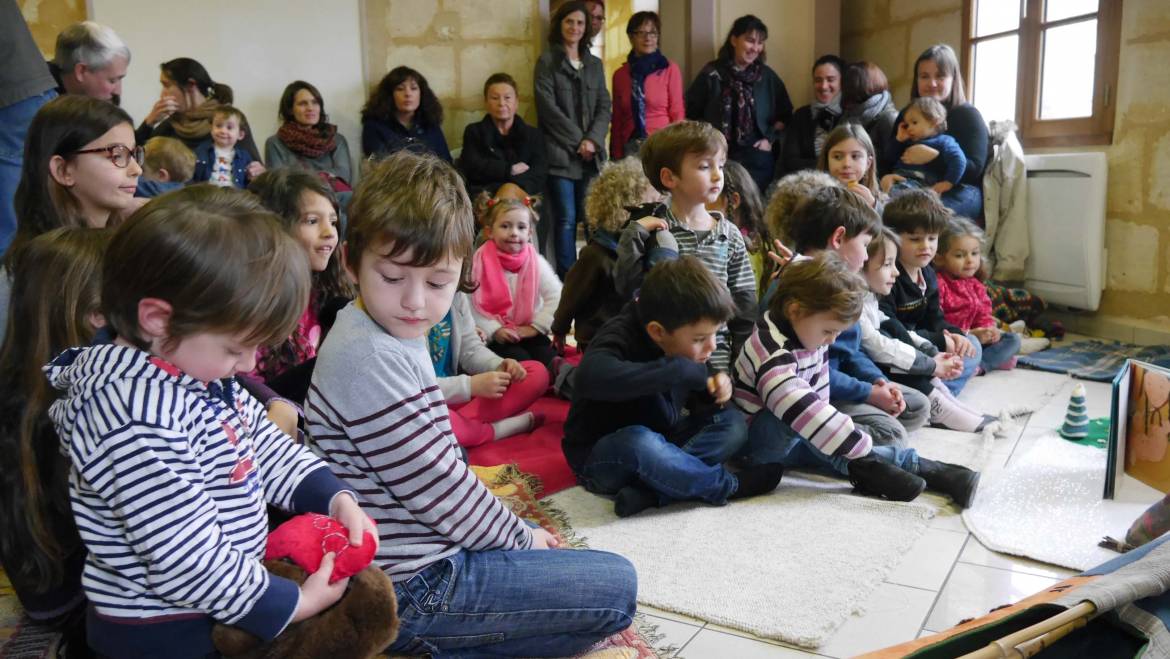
[211,559,399,659]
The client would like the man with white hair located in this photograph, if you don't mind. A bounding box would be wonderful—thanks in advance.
[48,20,131,106]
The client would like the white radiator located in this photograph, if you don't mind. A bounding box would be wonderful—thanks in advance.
[1023,152,1107,311]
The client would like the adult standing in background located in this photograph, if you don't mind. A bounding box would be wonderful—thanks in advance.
[585,0,605,38]
[265,80,353,190]
[880,44,987,218]
[777,54,844,178]
[459,72,547,200]
[361,66,452,163]
[685,14,793,193]
[0,2,58,252]
[535,0,611,277]
[135,57,262,163]
[841,61,898,176]
[47,21,130,106]
[609,11,683,159]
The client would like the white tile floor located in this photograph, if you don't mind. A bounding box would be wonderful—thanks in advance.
[633,361,1089,658]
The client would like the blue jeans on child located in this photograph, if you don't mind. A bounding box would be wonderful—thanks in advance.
[548,174,592,277]
[890,178,983,218]
[943,332,983,396]
[980,331,1021,371]
[738,408,921,475]
[578,407,749,505]
[0,89,57,253]
[387,548,637,657]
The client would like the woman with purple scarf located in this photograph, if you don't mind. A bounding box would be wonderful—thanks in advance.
[610,11,683,159]
[685,14,793,193]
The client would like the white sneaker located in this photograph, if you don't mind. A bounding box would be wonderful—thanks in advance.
[1019,336,1050,354]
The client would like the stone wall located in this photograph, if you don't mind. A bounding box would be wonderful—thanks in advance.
[362,0,544,153]
[20,0,86,57]
[842,0,1170,324]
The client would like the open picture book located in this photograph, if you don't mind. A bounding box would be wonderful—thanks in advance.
[1105,359,1170,502]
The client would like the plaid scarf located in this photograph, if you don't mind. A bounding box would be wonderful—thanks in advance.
[718,60,764,146]
[277,121,338,159]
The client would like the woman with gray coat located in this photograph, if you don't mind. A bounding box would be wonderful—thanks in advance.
[535,0,612,277]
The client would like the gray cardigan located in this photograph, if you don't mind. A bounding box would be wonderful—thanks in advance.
[437,293,504,405]
[534,48,612,180]
[263,132,353,183]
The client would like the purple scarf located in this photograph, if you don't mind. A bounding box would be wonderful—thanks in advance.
[718,60,764,146]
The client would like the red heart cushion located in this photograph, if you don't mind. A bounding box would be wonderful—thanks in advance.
[265,513,376,583]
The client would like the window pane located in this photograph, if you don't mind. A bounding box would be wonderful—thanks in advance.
[975,0,1020,37]
[1045,0,1097,22]
[1040,19,1097,119]
[972,35,1019,123]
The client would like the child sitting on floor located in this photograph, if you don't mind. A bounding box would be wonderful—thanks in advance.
[778,186,930,449]
[861,227,996,432]
[136,136,194,197]
[881,97,966,198]
[563,256,783,518]
[247,169,354,402]
[471,192,562,370]
[711,160,774,291]
[879,190,982,396]
[45,192,374,659]
[935,215,1022,372]
[818,123,886,213]
[0,228,109,652]
[616,120,758,371]
[552,156,656,353]
[733,251,980,508]
[429,291,547,447]
[192,105,264,188]
[305,151,636,657]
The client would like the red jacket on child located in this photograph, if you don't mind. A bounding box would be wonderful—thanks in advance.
[936,271,997,331]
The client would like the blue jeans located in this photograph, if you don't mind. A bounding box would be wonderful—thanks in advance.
[579,408,749,505]
[388,548,637,657]
[739,408,920,476]
[0,89,57,253]
[890,179,983,219]
[548,174,590,277]
[943,332,983,396]
[980,330,1020,371]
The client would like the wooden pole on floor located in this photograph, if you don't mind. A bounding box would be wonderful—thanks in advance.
[957,601,1097,659]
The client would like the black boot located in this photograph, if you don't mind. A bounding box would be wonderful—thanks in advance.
[729,463,784,500]
[847,453,926,502]
[916,458,981,509]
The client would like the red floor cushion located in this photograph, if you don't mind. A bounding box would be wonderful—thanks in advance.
[466,397,577,497]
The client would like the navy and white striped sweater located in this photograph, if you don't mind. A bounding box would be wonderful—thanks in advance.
[45,344,349,659]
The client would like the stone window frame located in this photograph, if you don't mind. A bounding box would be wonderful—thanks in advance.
[961,0,1122,148]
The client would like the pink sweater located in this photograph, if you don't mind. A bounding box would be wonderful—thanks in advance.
[936,271,996,331]
[611,60,684,159]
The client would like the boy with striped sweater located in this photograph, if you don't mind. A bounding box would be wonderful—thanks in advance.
[305,152,636,657]
[46,196,374,658]
[615,120,757,372]
[733,252,980,507]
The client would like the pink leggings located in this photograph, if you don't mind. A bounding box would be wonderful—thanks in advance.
[448,361,549,447]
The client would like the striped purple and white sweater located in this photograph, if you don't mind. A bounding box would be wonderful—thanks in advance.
[305,304,534,582]
[733,311,873,460]
[45,344,349,659]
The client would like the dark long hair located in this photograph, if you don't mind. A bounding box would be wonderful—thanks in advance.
[160,57,233,104]
[717,14,768,65]
[278,80,330,130]
[361,66,443,128]
[0,227,109,588]
[548,1,595,59]
[9,95,132,270]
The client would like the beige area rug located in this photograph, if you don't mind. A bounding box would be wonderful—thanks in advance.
[547,370,1066,648]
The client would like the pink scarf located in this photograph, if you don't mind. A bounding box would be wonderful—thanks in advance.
[472,241,539,329]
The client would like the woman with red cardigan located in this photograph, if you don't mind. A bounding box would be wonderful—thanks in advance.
[610,11,683,159]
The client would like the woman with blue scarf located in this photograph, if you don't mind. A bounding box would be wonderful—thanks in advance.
[610,11,683,159]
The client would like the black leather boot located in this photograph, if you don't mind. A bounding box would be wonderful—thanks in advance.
[916,458,981,509]
[847,453,926,502]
